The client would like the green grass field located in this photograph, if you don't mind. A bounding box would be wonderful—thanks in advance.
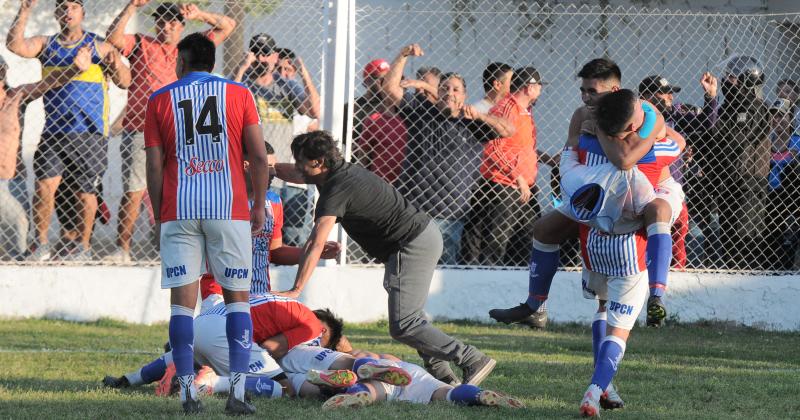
[0,318,798,419]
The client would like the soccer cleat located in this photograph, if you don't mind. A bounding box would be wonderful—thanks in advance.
[579,384,603,417]
[102,375,130,389]
[306,369,358,389]
[519,309,548,330]
[322,391,373,410]
[356,363,412,386]
[646,296,667,328]
[181,397,204,414]
[600,382,625,410]
[477,390,526,409]
[489,303,535,325]
[461,356,496,386]
[155,364,177,397]
[224,393,256,416]
[194,366,218,396]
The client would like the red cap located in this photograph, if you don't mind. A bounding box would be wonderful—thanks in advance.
[363,59,390,78]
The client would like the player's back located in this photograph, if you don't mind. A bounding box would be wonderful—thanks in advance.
[145,72,260,222]
[577,134,680,186]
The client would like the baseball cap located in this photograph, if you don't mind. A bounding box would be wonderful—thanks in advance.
[510,66,545,92]
[249,33,277,56]
[769,98,793,115]
[363,59,390,79]
[639,75,681,95]
[152,3,184,23]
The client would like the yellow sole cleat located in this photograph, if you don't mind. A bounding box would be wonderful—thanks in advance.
[356,363,412,386]
[322,391,373,410]
[478,390,526,409]
[306,369,358,388]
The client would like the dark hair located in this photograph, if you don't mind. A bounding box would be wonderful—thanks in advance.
[416,66,442,80]
[482,62,512,93]
[264,141,275,155]
[577,58,622,83]
[290,130,343,167]
[276,48,295,61]
[313,308,344,350]
[595,89,637,135]
[177,33,216,72]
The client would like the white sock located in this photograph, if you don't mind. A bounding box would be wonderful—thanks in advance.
[177,374,196,402]
[230,371,247,401]
[213,376,231,394]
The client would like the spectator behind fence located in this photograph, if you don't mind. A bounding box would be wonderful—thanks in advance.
[776,78,800,137]
[473,62,513,114]
[461,67,544,266]
[707,55,771,269]
[233,33,320,247]
[0,51,91,260]
[764,99,800,270]
[103,0,235,263]
[401,66,440,107]
[7,0,131,261]
[345,58,390,143]
[638,73,719,268]
[383,44,514,265]
[352,94,408,185]
[275,48,321,135]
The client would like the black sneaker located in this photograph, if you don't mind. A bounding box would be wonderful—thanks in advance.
[489,303,535,325]
[646,296,667,328]
[518,309,548,329]
[182,397,204,414]
[461,356,496,386]
[422,357,461,386]
[102,375,130,389]
[225,393,256,416]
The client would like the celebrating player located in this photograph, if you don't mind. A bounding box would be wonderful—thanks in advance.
[144,33,268,415]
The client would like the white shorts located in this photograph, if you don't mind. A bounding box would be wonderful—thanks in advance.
[193,312,282,378]
[160,219,252,291]
[654,176,685,225]
[385,361,446,404]
[581,269,648,330]
[279,345,347,374]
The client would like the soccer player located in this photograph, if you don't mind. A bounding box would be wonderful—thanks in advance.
[276,130,497,387]
[577,90,679,417]
[490,58,685,329]
[144,33,268,415]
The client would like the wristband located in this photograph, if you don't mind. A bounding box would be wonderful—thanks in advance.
[638,102,657,138]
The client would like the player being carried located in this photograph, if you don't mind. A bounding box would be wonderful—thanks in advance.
[490,58,686,331]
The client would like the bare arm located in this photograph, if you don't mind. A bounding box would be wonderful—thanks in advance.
[106,0,144,51]
[182,5,236,45]
[101,47,132,89]
[295,57,320,119]
[6,0,47,58]
[382,44,423,109]
[400,79,438,101]
[259,335,290,359]
[464,106,516,138]
[243,124,268,233]
[232,52,255,83]
[275,216,337,298]
[275,163,306,184]
[145,145,164,250]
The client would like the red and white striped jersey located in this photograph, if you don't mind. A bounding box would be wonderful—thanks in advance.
[144,72,260,222]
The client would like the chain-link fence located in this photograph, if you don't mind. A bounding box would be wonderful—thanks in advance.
[0,0,798,273]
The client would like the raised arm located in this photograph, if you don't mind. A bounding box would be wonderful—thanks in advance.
[399,79,438,102]
[6,0,47,58]
[106,0,147,52]
[382,44,423,108]
[181,4,236,45]
[12,45,92,103]
[232,52,255,83]
[463,105,516,138]
[295,57,320,119]
[100,47,132,89]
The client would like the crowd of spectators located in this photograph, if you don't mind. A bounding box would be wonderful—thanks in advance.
[0,0,797,270]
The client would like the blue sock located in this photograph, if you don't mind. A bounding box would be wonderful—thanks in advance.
[646,222,671,298]
[245,376,282,398]
[590,335,626,391]
[591,312,607,367]
[345,383,370,394]
[352,357,379,375]
[226,302,253,401]
[141,356,168,383]
[526,239,560,311]
[169,305,195,378]
[447,384,482,406]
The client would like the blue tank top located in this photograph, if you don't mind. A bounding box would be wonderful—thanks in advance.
[39,32,108,136]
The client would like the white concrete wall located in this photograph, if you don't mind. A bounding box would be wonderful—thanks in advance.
[1,265,797,331]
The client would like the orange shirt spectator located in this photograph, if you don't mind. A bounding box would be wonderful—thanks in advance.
[480,94,538,187]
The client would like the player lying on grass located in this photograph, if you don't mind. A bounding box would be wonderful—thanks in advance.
[572,89,681,417]
[490,58,685,331]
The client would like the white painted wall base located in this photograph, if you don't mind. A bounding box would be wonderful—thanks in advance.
[0,266,797,331]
